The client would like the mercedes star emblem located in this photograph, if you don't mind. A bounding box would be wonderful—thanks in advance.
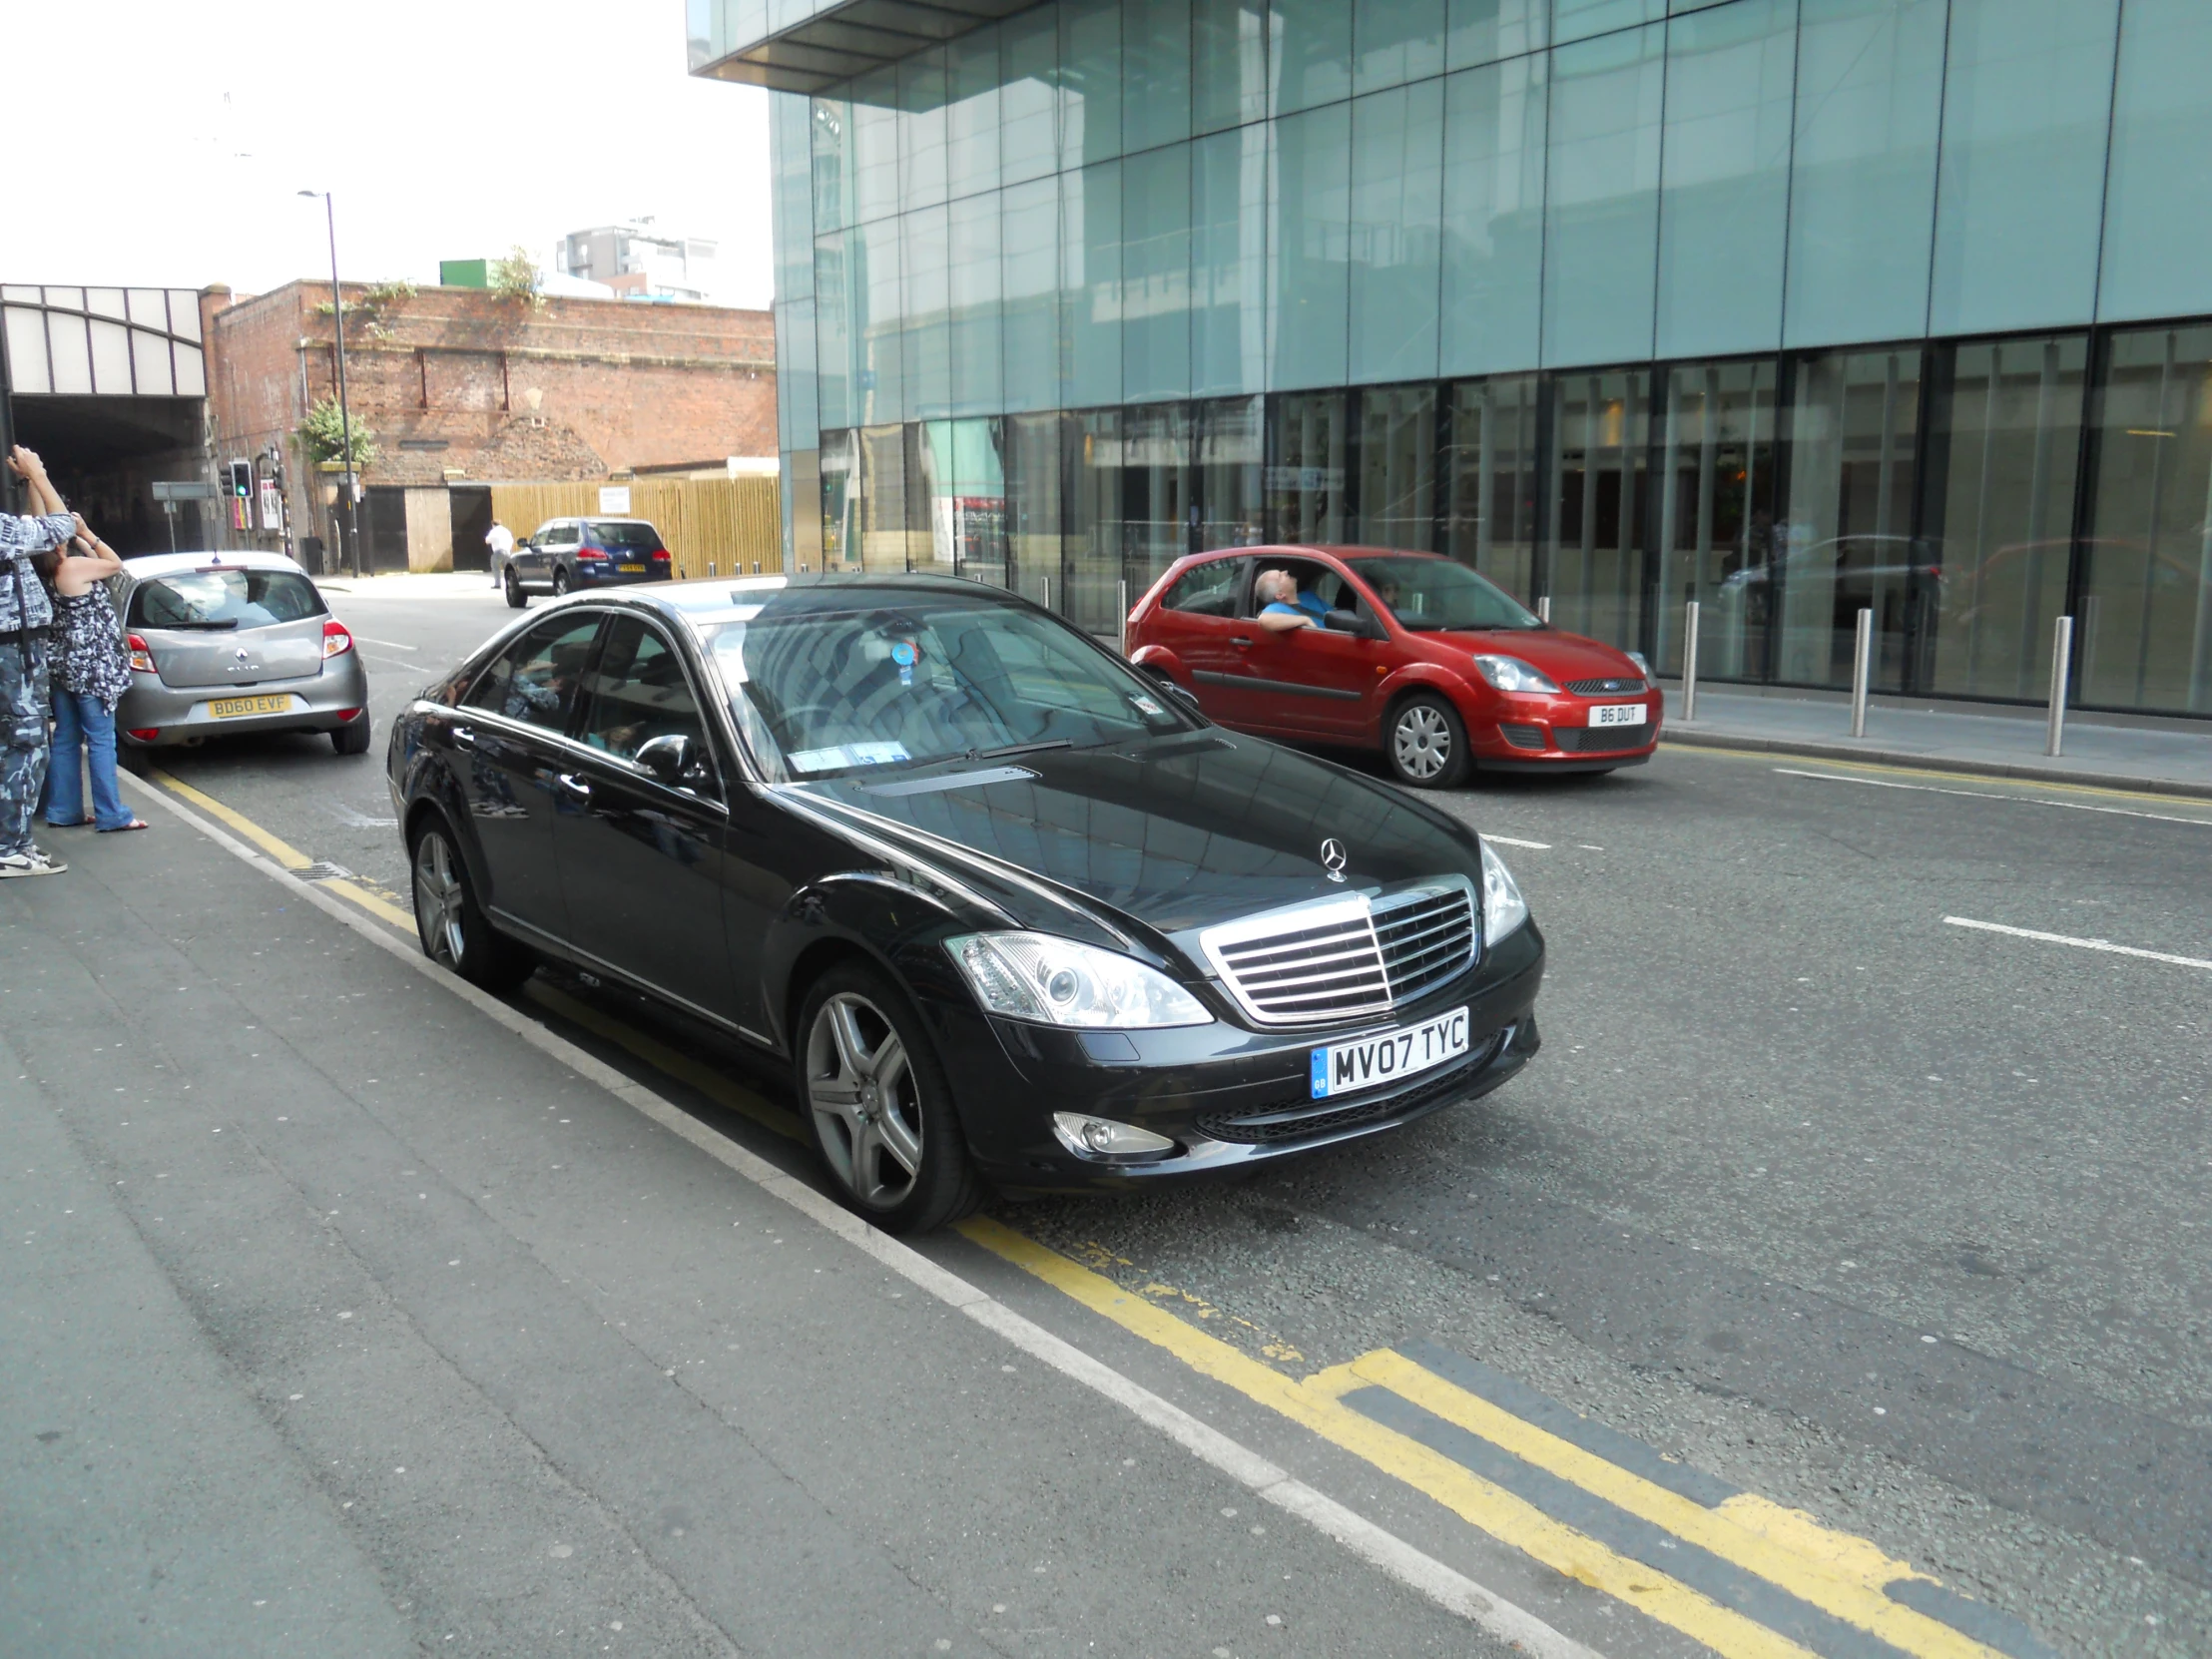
[1320,837,1348,882]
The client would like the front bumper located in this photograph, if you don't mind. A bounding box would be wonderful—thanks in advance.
[116,655,371,746]
[922,920,1545,1193]
[1463,687,1662,768]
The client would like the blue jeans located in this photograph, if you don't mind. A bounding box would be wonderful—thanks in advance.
[45,690,133,831]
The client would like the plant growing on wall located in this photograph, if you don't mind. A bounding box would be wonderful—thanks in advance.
[295,397,379,472]
[491,246,546,311]
[313,277,418,340]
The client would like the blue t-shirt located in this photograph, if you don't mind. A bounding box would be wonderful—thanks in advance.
[1261,601,1311,621]
[1263,590,1330,620]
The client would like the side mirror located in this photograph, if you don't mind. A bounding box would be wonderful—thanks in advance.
[1323,608,1386,641]
[635,732,703,786]
[1159,679,1203,714]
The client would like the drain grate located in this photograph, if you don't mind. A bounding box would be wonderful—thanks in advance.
[297,860,355,882]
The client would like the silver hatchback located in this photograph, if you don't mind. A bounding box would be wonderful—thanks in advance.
[113,551,373,757]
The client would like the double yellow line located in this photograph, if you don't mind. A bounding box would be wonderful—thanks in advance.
[138,769,416,928]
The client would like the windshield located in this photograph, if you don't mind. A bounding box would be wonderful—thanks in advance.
[1349,556,1540,632]
[706,588,1196,783]
[128,569,324,630]
[587,521,662,550]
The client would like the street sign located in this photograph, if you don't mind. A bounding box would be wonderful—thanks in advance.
[599,484,632,515]
[258,482,284,531]
[152,479,221,502]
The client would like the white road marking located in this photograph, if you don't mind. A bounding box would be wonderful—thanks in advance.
[360,651,423,669]
[1775,767,2212,828]
[348,636,418,650]
[1943,915,2212,972]
[1484,835,1551,850]
[118,772,1603,1659]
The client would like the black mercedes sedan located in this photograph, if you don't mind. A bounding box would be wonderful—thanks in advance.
[386,575,1544,1232]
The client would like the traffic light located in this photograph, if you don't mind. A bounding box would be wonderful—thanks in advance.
[228,459,252,498]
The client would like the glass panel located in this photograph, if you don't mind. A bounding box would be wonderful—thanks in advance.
[772,92,817,304]
[1919,336,2085,701]
[1122,143,1194,402]
[1197,394,1267,547]
[1003,5,1061,187]
[1123,401,1196,590]
[1270,0,1352,115]
[1195,0,1268,133]
[1774,348,1923,689]
[858,422,922,572]
[1060,0,1124,167]
[1783,0,1944,349]
[1443,373,1543,601]
[921,419,1009,584]
[1439,53,1547,376]
[1445,0,1547,71]
[904,205,952,419]
[948,26,1001,202]
[579,620,708,766]
[815,233,853,430]
[1126,0,1194,152]
[1929,0,2121,337]
[46,313,93,395]
[1269,102,1353,390]
[167,289,201,343]
[1355,0,1445,94]
[811,95,852,234]
[127,288,167,329]
[1003,177,1063,413]
[1267,389,1351,542]
[2080,324,2212,715]
[1358,384,1438,549]
[3,308,50,394]
[1553,0,1664,45]
[822,429,860,569]
[2097,0,2212,324]
[1653,0,1796,360]
[898,49,949,213]
[1545,369,1651,648]
[174,343,206,399]
[1066,160,1124,408]
[790,447,822,573]
[132,328,174,396]
[1006,412,1067,609]
[949,193,1003,417]
[1541,23,1665,369]
[780,295,820,451]
[856,216,905,424]
[1068,408,1128,629]
[85,287,126,322]
[1654,360,1781,680]
[1193,125,1269,396]
[1350,79,1445,386]
[851,70,900,224]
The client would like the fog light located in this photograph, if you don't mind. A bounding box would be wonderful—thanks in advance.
[1052,1112,1175,1159]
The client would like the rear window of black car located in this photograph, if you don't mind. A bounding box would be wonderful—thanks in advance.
[586,521,662,550]
[128,569,324,630]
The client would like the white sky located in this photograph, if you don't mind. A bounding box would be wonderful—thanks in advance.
[9,1,774,308]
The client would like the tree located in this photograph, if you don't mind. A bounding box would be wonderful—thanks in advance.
[295,397,379,472]
[490,245,546,310]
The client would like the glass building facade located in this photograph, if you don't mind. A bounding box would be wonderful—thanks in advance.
[697,0,2212,719]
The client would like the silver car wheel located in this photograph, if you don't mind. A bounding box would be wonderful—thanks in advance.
[804,992,923,1211]
[412,831,468,967]
[1393,704,1451,781]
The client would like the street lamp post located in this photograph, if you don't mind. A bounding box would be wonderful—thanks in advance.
[301,190,359,578]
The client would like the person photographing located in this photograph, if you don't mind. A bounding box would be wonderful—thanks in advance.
[1,446,78,876]
[36,516,142,833]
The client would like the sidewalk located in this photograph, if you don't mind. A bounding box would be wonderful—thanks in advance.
[314,570,500,600]
[1660,682,2212,798]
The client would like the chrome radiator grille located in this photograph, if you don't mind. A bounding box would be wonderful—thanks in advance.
[1201,879,1477,1028]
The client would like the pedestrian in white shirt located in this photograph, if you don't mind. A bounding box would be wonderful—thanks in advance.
[485,519,514,587]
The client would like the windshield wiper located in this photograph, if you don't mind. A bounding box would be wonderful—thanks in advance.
[966,739,1074,761]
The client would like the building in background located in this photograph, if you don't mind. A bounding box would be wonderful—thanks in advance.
[205,278,776,572]
[696,0,2212,722]
[559,223,721,304]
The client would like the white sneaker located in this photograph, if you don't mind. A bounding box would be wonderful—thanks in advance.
[0,846,66,877]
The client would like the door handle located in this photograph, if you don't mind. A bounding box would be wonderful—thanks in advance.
[450,726,478,750]
[555,772,592,800]
[1231,635,1253,649]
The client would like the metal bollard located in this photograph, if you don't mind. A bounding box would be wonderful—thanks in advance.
[1118,577,1130,655]
[1537,596,1551,624]
[753,560,762,574]
[1681,601,1701,723]
[1041,575,1052,612]
[1850,608,1874,738]
[708,562,717,578]
[2046,614,2073,757]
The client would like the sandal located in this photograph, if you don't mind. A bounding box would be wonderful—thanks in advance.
[97,819,151,833]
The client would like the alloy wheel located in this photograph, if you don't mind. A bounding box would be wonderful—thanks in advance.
[552,566,570,597]
[1393,705,1452,781]
[804,992,924,1210]
[412,830,467,967]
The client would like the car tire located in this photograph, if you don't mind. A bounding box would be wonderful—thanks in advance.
[331,716,372,756]
[551,565,570,598]
[118,742,152,778]
[408,817,535,992]
[794,962,981,1235]
[1385,693,1470,790]
[504,569,528,608]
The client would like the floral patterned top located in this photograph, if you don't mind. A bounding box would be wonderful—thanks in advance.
[52,587,132,710]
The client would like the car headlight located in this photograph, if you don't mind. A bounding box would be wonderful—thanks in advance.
[947,932,1212,1029]
[1625,650,1653,683]
[1479,840,1529,942]
[1470,654,1560,694]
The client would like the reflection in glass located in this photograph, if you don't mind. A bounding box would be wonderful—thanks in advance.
[1444,0,1546,71]
[1439,53,1546,377]
[1358,384,1436,550]
[2081,325,2212,714]
[852,70,899,225]
[1921,337,2084,701]
[903,205,952,419]
[821,430,859,569]
[2099,0,2212,324]
[950,192,1003,416]
[1774,348,1923,688]
[1195,0,1268,133]
[1350,79,1444,386]
[1126,0,1194,152]
[857,217,905,425]
[1006,412,1067,610]
[810,95,852,236]
[1122,144,1194,401]
[1444,374,1541,603]
[1001,5,1060,188]
[1069,410,1128,630]
[1269,102,1352,390]
[947,27,1002,202]
[1002,178,1061,413]
[920,419,1009,584]
[1193,125,1268,396]
[1059,0,1124,169]
[858,422,921,572]
[1547,369,1650,649]
[1553,0,1664,46]
[1065,161,1124,409]
[1353,0,1444,95]
[1271,0,1352,115]
[1541,24,1665,369]
[814,232,852,430]
[1123,401,1195,591]
[1655,360,1779,679]
[898,49,949,213]
[1268,390,1349,544]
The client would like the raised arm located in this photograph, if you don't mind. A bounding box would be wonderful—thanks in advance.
[4,447,76,550]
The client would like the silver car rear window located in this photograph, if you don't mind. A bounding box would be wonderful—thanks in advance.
[129,570,325,629]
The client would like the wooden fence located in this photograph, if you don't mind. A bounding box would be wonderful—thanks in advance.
[489,477,783,579]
